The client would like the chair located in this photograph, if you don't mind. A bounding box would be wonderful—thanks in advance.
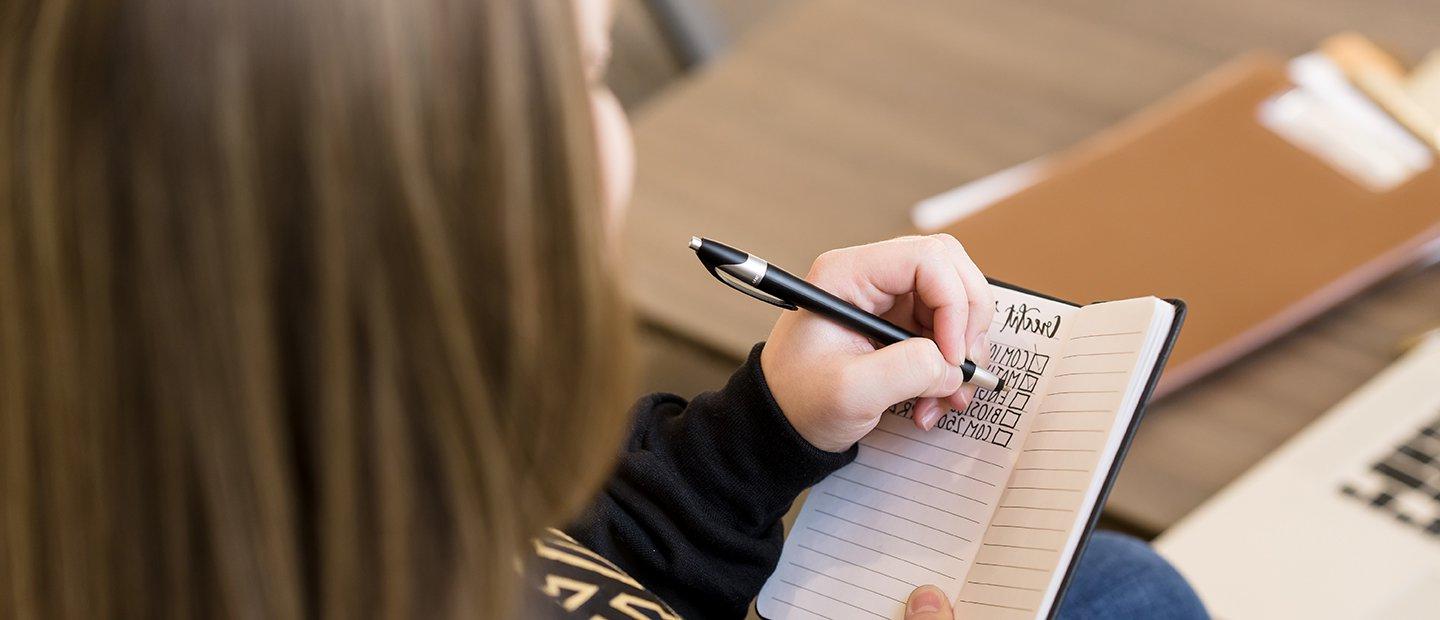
[639,0,728,69]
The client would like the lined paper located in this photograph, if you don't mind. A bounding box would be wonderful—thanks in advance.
[758,293,1174,620]
[955,297,1172,618]
[756,286,1080,619]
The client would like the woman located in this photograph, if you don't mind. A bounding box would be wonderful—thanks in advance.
[0,0,1206,617]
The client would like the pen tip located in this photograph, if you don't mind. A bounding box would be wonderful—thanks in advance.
[689,236,702,251]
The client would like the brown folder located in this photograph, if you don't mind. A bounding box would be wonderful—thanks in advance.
[944,54,1440,395]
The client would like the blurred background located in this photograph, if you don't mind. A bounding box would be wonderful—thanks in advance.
[608,2,1440,616]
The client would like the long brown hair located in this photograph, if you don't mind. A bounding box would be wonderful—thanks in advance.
[0,0,632,617]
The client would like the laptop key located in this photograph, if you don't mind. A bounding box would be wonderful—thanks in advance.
[1375,462,1424,489]
[1343,410,1440,539]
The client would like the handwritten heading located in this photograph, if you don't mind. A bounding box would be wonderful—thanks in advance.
[997,302,1063,339]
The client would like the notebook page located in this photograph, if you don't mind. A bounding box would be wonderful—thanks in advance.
[756,285,1079,620]
[954,297,1173,618]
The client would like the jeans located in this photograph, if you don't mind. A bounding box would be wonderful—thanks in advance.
[1056,531,1208,619]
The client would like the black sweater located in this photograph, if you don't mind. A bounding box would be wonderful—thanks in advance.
[549,344,857,619]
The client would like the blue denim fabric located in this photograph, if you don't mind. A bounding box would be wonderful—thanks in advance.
[1055,531,1208,619]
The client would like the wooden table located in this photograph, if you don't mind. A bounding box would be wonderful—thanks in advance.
[625,0,1440,535]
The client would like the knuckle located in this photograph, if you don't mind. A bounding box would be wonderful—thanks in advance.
[932,232,963,252]
[918,250,952,277]
[818,248,847,264]
[809,249,847,278]
[918,235,949,257]
[920,238,961,278]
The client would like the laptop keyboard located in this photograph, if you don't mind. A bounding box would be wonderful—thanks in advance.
[1340,411,1440,538]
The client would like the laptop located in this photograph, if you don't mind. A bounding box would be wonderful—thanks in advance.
[1155,332,1440,618]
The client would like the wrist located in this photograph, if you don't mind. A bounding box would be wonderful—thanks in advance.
[759,343,852,453]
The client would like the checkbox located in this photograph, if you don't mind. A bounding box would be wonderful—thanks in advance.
[1008,392,1030,411]
[1000,410,1021,428]
[1028,354,1051,374]
[1018,374,1039,392]
[992,429,1014,449]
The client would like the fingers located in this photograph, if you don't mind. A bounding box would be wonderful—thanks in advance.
[808,235,992,375]
[806,235,993,428]
[905,585,954,620]
[879,293,925,335]
[934,235,993,411]
[935,233,996,356]
[843,338,964,422]
[881,302,961,428]
[911,397,942,432]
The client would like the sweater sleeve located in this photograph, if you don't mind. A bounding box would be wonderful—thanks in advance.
[566,343,857,619]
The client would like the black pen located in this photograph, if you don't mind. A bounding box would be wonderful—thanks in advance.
[689,236,1006,394]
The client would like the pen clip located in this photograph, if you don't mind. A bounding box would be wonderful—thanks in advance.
[705,263,799,311]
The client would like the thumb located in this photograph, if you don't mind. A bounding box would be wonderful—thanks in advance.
[843,338,964,413]
[905,585,954,620]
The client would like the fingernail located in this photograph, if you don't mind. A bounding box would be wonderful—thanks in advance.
[959,384,977,408]
[970,334,991,368]
[944,363,965,394]
[916,402,941,430]
[909,587,943,614]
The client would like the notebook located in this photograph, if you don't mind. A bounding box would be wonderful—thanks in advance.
[756,282,1185,619]
[916,53,1440,396]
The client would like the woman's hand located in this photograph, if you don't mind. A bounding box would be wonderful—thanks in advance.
[760,235,994,453]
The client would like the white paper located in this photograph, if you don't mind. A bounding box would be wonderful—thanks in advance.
[757,293,1174,620]
[756,285,1078,619]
